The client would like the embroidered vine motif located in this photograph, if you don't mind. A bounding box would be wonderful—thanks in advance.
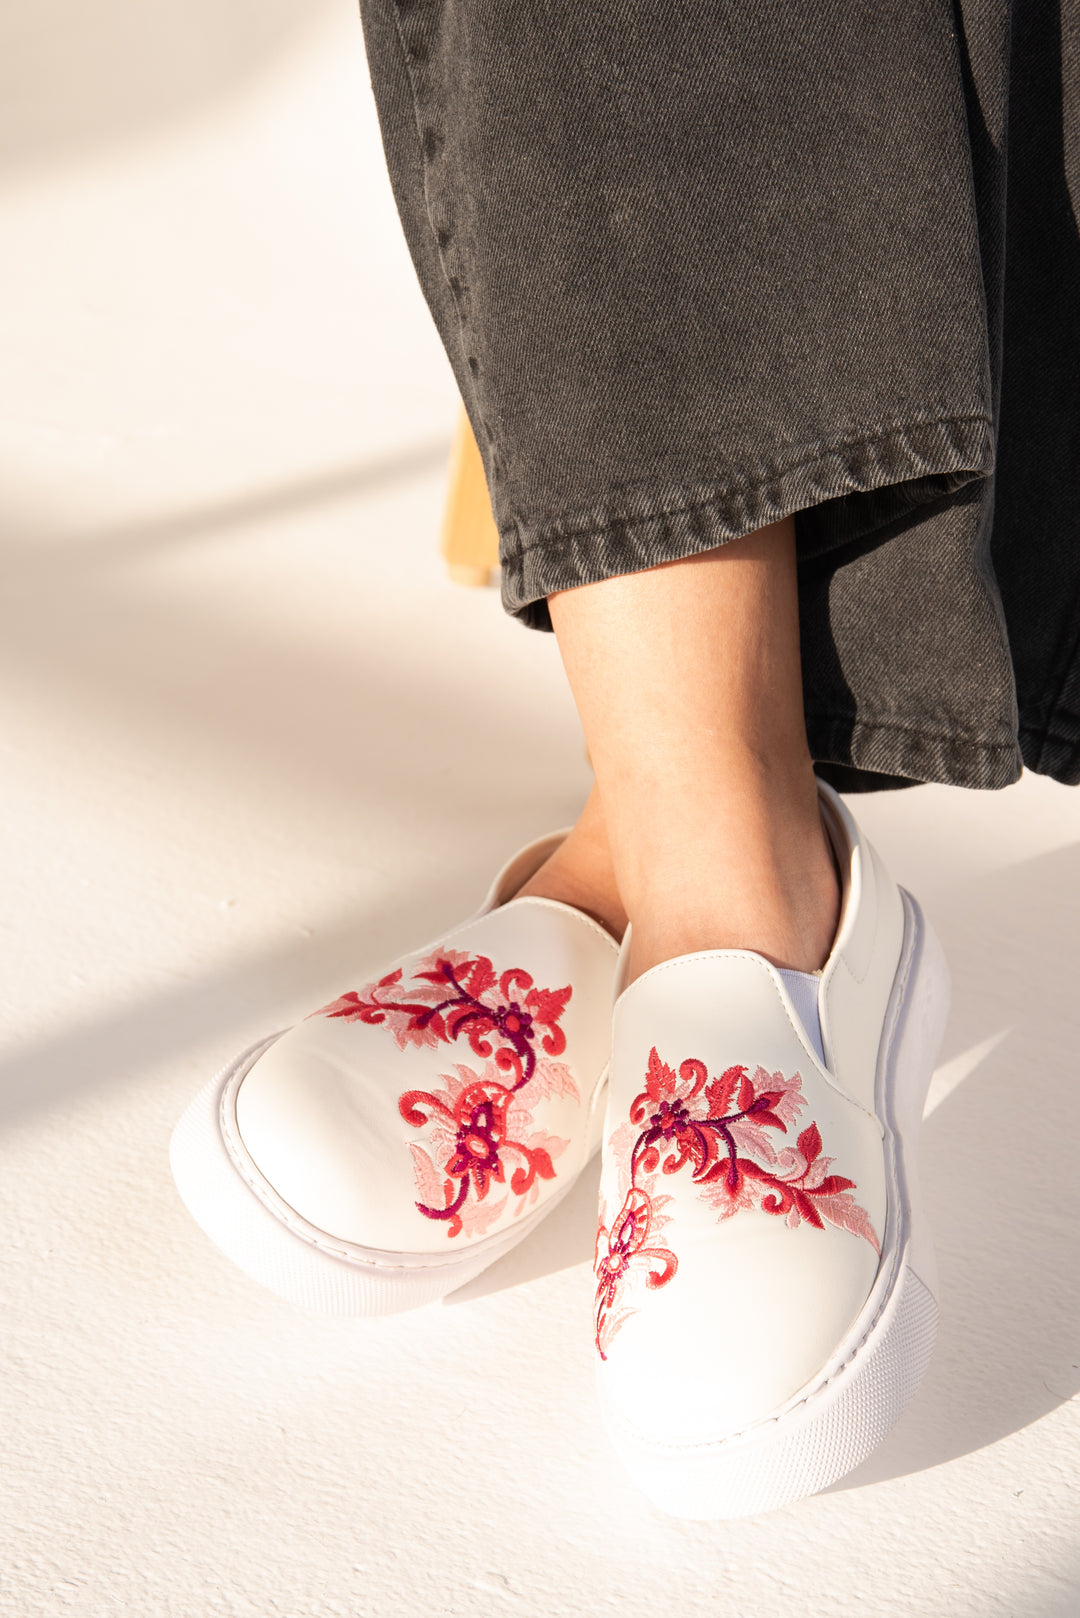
[315,948,576,1238]
[594,1047,879,1358]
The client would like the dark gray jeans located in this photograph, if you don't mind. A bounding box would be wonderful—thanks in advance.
[358,1,1080,792]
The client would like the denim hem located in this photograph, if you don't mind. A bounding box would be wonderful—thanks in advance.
[500,412,994,628]
[807,710,1022,791]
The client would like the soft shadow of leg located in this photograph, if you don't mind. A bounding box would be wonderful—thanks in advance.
[832,842,1080,1491]
[445,1153,601,1305]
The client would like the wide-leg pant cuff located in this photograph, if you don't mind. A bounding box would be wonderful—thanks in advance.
[499,413,994,630]
[810,713,1022,794]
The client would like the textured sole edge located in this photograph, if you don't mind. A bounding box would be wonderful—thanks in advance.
[599,890,950,1519]
[169,1037,606,1317]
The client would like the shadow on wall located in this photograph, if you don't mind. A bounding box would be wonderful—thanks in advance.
[0,0,338,179]
[1,442,451,566]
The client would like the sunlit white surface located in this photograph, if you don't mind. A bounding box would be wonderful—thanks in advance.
[0,6,1077,1615]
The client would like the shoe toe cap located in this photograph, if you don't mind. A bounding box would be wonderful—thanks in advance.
[598,1214,883,1443]
[225,900,617,1255]
[228,1018,426,1252]
[227,1004,597,1256]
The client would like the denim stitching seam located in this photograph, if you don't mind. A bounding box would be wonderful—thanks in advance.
[501,412,993,557]
[388,3,500,473]
[805,710,1019,754]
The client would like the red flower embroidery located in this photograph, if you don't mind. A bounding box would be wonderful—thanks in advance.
[400,1063,572,1238]
[594,1187,677,1358]
[316,948,569,1087]
[314,950,575,1237]
[594,1048,878,1357]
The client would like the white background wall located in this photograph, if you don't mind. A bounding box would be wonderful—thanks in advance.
[0,6,1077,1614]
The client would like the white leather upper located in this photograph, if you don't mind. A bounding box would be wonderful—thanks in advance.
[230,891,617,1254]
[818,788,905,1113]
[595,782,906,1442]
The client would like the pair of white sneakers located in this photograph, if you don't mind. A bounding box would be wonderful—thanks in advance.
[170,780,949,1519]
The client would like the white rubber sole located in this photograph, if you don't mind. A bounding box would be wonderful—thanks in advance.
[598,890,950,1519]
[170,1037,608,1317]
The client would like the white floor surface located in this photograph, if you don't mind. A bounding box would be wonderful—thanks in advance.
[1,6,1077,1615]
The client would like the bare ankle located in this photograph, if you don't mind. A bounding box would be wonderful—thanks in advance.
[514,793,628,941]
[622,773,841,981]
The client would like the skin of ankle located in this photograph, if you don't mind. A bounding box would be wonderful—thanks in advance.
[515,784,629,941]
[624,788,840,978]
[547,521,841,980]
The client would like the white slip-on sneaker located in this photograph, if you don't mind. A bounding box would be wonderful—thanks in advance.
[170,832,618,1316]
[593,782,949,1519]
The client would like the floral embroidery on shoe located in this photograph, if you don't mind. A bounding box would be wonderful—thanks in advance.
[315,948,570,1086]
[314,950,576,1237]
[594,1047,879,1357]
[402,1062,572,1238]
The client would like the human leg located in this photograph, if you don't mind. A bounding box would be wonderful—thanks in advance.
[514,781,628,942]
[357,0,1008,795]
[173,0,1041,1518]
[520,518,838,980]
